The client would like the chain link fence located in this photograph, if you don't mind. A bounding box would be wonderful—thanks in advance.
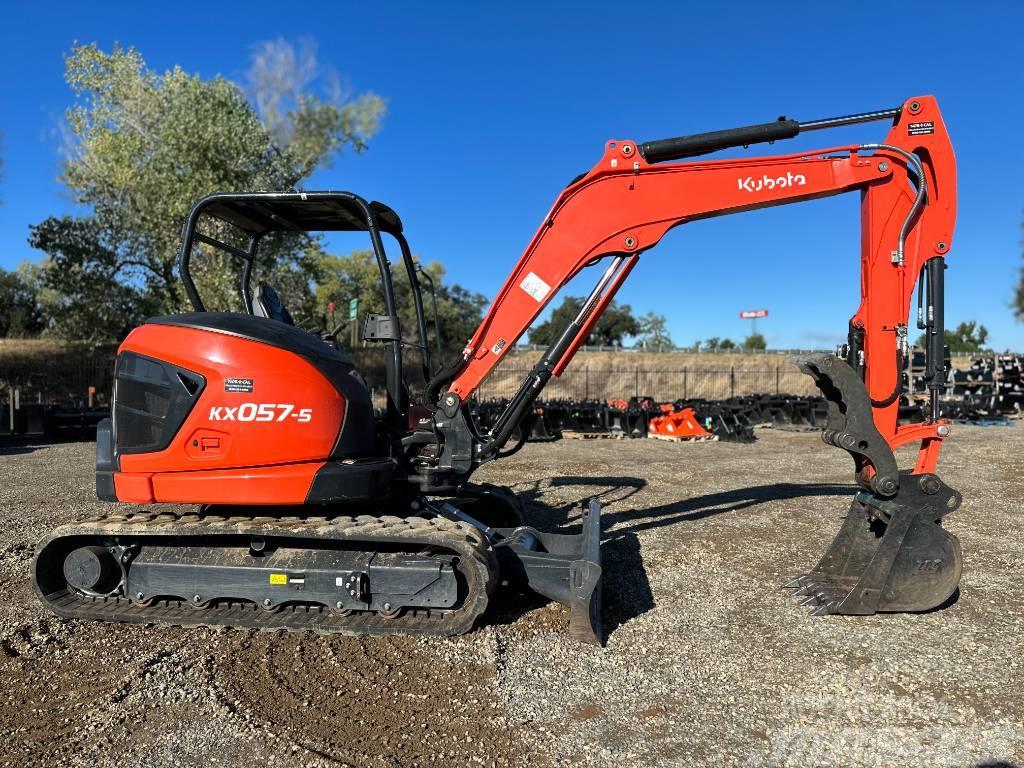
[0,348,115,435]
[1,350,115,409]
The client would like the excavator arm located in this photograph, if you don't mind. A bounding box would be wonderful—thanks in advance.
[428,96,962,618]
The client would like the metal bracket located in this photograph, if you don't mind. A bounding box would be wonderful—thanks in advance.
[360,313,401,342]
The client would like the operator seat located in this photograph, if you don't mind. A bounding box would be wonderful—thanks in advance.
[252,281,294,326]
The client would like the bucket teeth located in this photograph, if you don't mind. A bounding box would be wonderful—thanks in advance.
[786,573,847,615]
[782,575,814,590]
[810,601,839,616]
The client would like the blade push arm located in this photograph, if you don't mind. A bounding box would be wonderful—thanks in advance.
[446,96,955,471]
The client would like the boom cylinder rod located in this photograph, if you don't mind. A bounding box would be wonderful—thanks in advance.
[553,254,639,377]
[574,256,627,325]
[798,108,900,132]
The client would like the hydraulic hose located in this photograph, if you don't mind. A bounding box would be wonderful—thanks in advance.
[858,143,928,265]
[855,144,929,411]
[424,354,468,408]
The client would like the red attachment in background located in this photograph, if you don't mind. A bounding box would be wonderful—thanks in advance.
[648,407,712,442]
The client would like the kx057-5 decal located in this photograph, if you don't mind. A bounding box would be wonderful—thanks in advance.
[208,404,313,423]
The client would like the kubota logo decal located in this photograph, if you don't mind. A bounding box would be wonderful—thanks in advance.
[208,403,312,423]
[737,172,806,193]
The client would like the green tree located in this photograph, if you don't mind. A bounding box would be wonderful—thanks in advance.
[246,38,384,176]
[28,217,156,340]
[742,333,767,351]
[0,264,44,337]
[915,320,989,353]
[703,336,736,351]
[30,42,385,339]
[528,296,640,347]
[314,250,487,352]
[637,312,674,351]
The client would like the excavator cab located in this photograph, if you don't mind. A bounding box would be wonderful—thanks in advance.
[177,192,431,422]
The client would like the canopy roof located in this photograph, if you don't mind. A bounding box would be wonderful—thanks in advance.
[194,192,403,235]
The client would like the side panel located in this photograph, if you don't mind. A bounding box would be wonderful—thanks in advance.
[150,462,325,504]
[117,324,345,474]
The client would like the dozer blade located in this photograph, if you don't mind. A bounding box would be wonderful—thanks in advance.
[494,500,603,645]
[785,471,962,614]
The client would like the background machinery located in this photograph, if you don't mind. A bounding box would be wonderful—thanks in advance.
[34,95,960,642]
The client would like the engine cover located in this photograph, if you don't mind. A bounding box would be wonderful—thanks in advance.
[98,313,378,505]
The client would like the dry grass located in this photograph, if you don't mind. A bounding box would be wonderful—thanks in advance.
[0,339,113,362]
[481,350,826,400]
[474,348,979,401]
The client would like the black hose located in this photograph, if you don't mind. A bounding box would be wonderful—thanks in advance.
[495,426,530,458]
[424,354,467,407]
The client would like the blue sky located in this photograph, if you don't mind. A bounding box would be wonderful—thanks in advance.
[1,1,1021,349]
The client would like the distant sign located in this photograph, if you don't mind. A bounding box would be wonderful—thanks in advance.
[739,309,768,319]
[349,298,359,320]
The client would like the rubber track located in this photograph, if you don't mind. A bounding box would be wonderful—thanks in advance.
[33,511,497,637]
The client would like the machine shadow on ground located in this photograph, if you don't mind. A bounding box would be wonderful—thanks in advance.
[0,441,42,456]
[498,477,859,641]
[605,482,857,536]
[515,474,855,534]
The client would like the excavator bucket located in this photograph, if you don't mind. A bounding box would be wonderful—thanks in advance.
[786,354,964,614]
[786,473,962,614]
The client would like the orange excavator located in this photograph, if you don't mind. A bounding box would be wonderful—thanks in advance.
[34,96,960,644]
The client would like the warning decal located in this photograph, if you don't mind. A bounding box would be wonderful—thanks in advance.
[520,272,551,302]
[908,121,935,136]
[269,573,288,585]
[225,378,254,393]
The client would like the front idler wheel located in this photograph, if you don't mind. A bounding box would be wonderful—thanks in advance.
[63,545,122,597]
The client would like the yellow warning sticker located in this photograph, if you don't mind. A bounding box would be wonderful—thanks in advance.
[269,573,288,585]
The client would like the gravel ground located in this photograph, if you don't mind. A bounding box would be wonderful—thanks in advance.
[1,426,1021,767]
